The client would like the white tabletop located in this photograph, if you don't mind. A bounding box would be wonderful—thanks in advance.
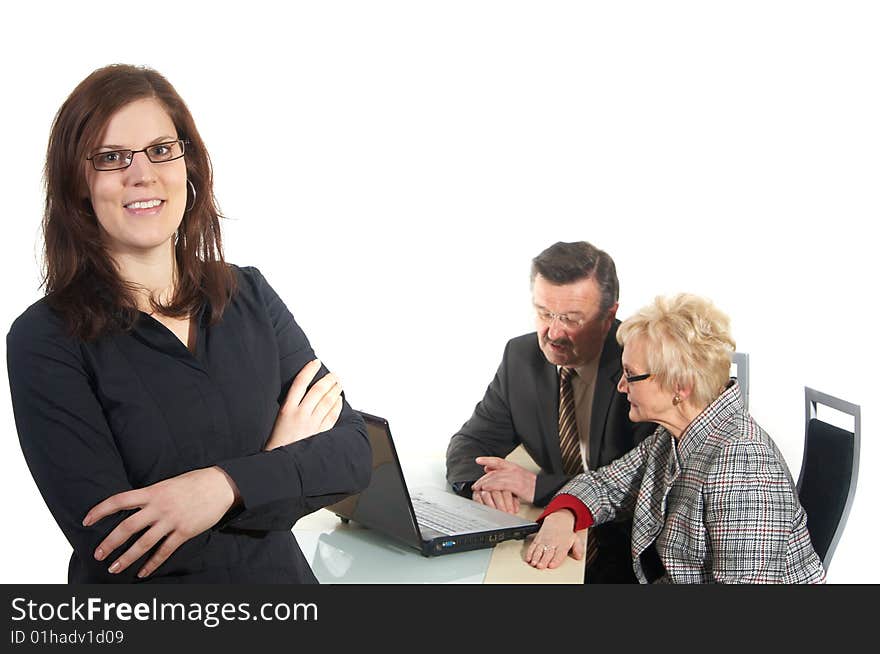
[292,450,586,584]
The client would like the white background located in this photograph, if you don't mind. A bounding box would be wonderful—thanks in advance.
[1,1,876,583]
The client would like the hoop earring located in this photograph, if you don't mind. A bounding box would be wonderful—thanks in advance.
[186,179,197,212]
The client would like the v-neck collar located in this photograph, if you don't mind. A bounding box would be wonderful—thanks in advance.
[131,302,209,372]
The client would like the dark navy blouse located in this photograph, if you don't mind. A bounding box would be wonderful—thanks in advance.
[7,266,370,583]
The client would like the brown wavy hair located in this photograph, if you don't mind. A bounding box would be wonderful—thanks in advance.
[42,64,236,340]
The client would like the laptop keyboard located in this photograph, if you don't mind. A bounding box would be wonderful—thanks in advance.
[410,496,500,536]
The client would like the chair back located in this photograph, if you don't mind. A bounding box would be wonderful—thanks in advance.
[730,352,749,411]
[796,387,860,570]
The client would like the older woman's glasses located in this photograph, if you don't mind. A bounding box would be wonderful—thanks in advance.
[624,372,651,383]
[86,140,187,171]
[535,308,586,330]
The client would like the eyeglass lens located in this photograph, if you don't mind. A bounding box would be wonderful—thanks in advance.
[90,140,185,171]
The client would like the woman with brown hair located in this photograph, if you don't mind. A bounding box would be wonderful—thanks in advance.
[6,64,371,583]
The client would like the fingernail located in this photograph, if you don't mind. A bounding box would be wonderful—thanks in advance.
[137,568,148,578]
[82,516,91,527]
[94,547,104,561]
[108,561,120,573]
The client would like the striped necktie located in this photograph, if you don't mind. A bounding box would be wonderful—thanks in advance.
[558,367,584,475]
[559,367,598,573]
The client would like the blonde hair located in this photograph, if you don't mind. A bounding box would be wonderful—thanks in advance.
[617,294,736,408]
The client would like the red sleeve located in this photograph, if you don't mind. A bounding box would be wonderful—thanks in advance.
[537,494,595,531]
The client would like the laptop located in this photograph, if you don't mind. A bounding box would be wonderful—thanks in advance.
[326,411,539,556]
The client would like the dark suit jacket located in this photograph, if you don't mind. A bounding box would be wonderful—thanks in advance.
[446,321,654,582]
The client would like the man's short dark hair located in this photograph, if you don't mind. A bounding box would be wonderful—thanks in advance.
[530,241,619,313]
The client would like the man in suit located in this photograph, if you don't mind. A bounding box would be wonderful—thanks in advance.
[446,241,654,583]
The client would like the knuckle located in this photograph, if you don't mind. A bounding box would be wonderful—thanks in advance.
[100,535,120,552]
[157,541,177,558]
[115,524,134,540]
[302,384,320,400]
[317,373,333,386]
[279,401,301,416]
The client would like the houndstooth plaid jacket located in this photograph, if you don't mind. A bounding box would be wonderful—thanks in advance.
[557,382,826,583]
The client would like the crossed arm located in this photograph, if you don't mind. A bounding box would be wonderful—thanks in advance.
[82,359,343,578]
[8,270,369,582]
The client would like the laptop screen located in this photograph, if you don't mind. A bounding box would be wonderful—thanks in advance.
[325,413,422,548]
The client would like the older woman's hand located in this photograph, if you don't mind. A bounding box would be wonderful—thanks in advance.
[264,359,343,450]
[525,510,584,569]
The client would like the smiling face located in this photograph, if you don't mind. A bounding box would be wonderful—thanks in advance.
[85,97,187,259]
[533,274,616,367]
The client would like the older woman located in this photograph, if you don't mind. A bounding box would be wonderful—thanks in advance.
[7,64,371,583]
[524,293,825,583]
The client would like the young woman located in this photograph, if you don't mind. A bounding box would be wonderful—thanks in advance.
[7,64,371,583]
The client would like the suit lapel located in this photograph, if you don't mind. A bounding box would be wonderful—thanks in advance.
[589,321,623,469]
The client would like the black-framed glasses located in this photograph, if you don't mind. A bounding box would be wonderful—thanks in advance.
[624,372,651,383]
[86,139,188,171]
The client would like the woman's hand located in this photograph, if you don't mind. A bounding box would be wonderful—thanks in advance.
[525,510,584,569]
[82,466,240,578]
[264,359,344,450]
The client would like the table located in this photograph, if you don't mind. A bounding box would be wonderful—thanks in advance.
[292,447,587,583]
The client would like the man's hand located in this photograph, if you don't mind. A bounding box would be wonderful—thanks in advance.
[470,456,537,513]
[264,359,343,450]
[471,488,520,514]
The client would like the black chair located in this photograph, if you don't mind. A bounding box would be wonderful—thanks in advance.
[796,387,860,570]
[730,352,749,411]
